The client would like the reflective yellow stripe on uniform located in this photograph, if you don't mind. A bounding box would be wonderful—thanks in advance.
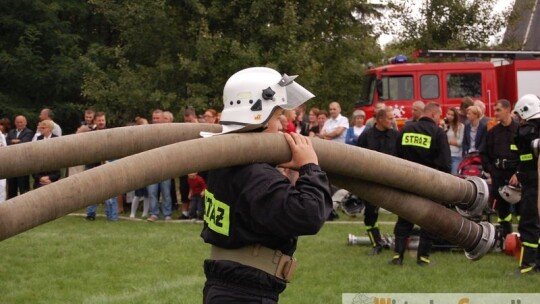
[204,190,230,236]
[497,214,512,222]
[522,241,539,249]
[365,223,379,230]
[520,153,533,161]
[401,133,432,149]
[520,266,534,274]
[510,144,518,151]
[367,231,376,247]
[419,256,430,263]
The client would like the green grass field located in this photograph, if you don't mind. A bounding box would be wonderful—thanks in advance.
[0,213,537,304]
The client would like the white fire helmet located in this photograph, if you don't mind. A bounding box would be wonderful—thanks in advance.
[513,94,540,120]
[498,185,521,205]
[200,67,314,137]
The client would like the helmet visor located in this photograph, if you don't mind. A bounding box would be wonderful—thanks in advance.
[281,81,315,110]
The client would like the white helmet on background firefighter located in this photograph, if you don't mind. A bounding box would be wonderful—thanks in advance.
[498,185,521,205]
[201,67,314,137]
[513,94,540,120]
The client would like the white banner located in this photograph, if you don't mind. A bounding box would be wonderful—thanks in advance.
[342,293,540,304]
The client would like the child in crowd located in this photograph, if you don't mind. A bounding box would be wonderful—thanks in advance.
[187,172,206,220]
[130,187,149,218]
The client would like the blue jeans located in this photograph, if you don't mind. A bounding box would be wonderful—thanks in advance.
[86,204,97,218]
[105,197,118,221]
[86,197,118,221]
[451,156,462,175]
[147,180,172,218]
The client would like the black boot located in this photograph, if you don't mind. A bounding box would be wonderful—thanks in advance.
[417,235,433,266]
[367,228,383,256]
[390,236,406,265]
[510,246,537,275]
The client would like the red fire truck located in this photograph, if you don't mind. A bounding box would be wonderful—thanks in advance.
[357,49,540,128]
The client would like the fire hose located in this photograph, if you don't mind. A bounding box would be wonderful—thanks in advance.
[0,128,495,260]
[0,124,488,218]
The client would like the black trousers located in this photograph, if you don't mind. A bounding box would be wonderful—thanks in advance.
[364,201,382,247]
[491,170,520,236]
[203,260,284,304]
[203,283,277,304]
[364,201,379,226]
[518,182,540,247]
[394,216,434,259]
[7,176,30,199]
[179,175,189,204]
[491,170,518,221]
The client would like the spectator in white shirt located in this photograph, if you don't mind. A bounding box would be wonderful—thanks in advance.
[32,108,62,141]
[321,101,349,143]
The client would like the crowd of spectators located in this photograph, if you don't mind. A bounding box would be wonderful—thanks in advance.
[0,106,221,219]
[2,111,56,202]
[0,98,500,219]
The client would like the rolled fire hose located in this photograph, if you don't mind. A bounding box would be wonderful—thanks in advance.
[0,125,488,218]
[0,133,494,259]
[0,123,222,179]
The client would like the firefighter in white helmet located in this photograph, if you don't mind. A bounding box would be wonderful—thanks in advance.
[510,94,540,275]
[200,67,333,303]
[201,67,315,136]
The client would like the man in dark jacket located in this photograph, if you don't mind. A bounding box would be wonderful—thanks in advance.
[357,106,398,255]
[392,102,451,266]
[480,99,520,239]
[6,115,34,198]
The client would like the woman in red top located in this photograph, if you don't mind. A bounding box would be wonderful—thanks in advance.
[283,109,297,133]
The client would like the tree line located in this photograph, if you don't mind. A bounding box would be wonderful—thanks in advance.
[0,0,509,132]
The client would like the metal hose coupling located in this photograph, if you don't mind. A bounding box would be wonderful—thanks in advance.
[456,176,489,218]
[348,234,369,246]
[464,221,496,260]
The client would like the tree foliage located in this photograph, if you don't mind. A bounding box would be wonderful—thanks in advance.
[0,0,91,127]
[383,0,510,51]
[1,0,383,130]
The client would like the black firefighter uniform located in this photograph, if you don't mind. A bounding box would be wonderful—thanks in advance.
[201,162,332,302]
[393,116,451,265]
[514,118,540,273]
